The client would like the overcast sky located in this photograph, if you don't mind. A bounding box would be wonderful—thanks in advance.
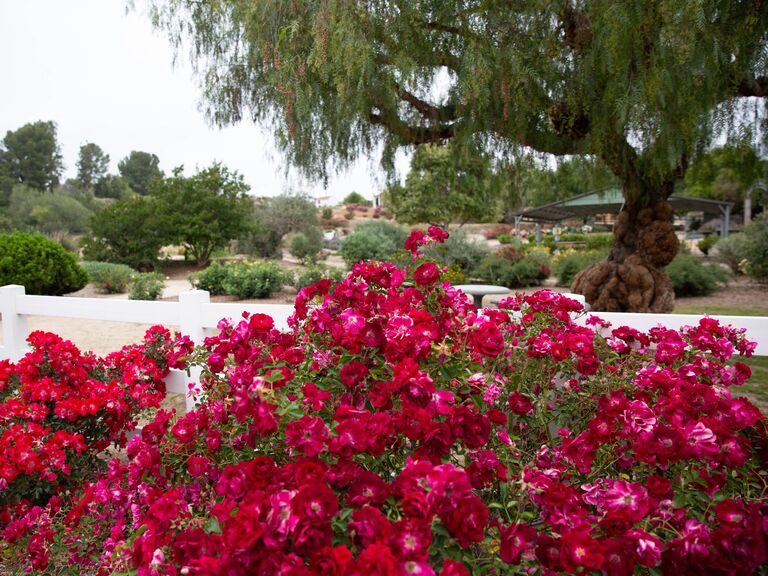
[0,0,402,202]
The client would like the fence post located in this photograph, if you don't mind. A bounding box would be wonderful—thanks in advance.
[178,289,210,413]
[0,285,28,361]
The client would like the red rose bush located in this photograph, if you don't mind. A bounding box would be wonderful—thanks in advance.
[2,227,767,575]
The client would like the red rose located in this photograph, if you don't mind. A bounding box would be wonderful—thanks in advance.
[311,545,353,576]
[223,504,264,550]
[355,542,399,576]
[186,455,209,477]
[508,392,534,416]
[248,313,274,333]
[439,560,470,576]
[413,262,440,286]
[499,522,537,564]
[472,322,504,357]
[291,483,339,524]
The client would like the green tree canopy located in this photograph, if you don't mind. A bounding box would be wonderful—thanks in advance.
[0,121,63,192]
[387,144,503,227]
[683,144,767,211]
[150,1,768,311]
[342,191,371,206]
[76,142,110,190]
[151,163,251,265]
[118,151,163,195]
[94,174,132,200]
[85,197,167,270]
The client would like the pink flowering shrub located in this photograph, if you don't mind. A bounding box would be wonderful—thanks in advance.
[2,227,767,575]
[0,327,192,516]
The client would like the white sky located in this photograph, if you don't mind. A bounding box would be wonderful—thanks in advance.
[0,0,402,202]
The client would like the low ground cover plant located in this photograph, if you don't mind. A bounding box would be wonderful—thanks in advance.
[2,227,766,575]
[80,261,137,294]
[0,233,88,295]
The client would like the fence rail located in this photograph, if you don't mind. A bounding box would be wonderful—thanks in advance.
[2,284,766,414]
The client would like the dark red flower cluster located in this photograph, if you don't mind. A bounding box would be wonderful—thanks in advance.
[3,228,767,575]
[0,327,192,516]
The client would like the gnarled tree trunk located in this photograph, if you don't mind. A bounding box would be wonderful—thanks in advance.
[571,181,679,312]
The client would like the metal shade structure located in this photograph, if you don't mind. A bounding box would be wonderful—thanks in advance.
[512,188,734,237]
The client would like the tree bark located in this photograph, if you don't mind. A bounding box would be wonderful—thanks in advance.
[571,181,679,312]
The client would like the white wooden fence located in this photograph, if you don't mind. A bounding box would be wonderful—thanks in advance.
[1,284,766,413]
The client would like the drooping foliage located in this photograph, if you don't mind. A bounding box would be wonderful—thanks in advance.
[148,0,768,311]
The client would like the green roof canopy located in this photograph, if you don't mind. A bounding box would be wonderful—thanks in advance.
[513,188,733,222]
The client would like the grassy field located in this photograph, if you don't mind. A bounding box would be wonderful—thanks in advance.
[672,304,768,413]
[674,305,768,316]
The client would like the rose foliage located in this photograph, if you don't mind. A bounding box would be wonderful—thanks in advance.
[2,227,767,575]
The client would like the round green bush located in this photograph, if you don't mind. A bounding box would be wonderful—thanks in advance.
[80,261,137,294]
[714,233,751,274]
[355,220,409,247]
[665,252,729,297]
[473,254,548,288]
[697,234,719,256]
[421,231,490,272]
[189,262,229,295]
[552,250,608,287]
[741,215,768,281]
[222,261,287,299]
[340,230,396,266]
[0,233,88,295]
[129,272,166,300]
[289,228,323,263]
[293,265,346,290]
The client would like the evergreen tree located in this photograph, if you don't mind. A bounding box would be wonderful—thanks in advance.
[76,143,110,190]
[150,0,768,310]
[118,151,163,195]
[0,120,63,192]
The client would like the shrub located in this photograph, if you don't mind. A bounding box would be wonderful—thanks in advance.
[552,249,608,286]
[292,264,346,290]
[8,227,766,575]
[80,261,137,294]
[0,327,190,510]
[0,233,88,295]
[85,197,167,270]
[356,219,409,247]
[585,232,614,250]
[342,191,372,206]
[741,215,768,281]
[340,229,397,266]
[420,230,490,272]
[129,272,166,300]
[189,261,229,295]
[697,234,719,256]
[473,254,548,287]
[665,252,729,297]
[714,233,751,274]
[221,261,287,299]
[496,232,517,244]
[289,227,323,263]
[321,207,333,220]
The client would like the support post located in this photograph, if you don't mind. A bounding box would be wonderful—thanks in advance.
[178,290,210,412]
[0,285,28,361]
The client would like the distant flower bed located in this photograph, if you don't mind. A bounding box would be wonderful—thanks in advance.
[2,227,766,575]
